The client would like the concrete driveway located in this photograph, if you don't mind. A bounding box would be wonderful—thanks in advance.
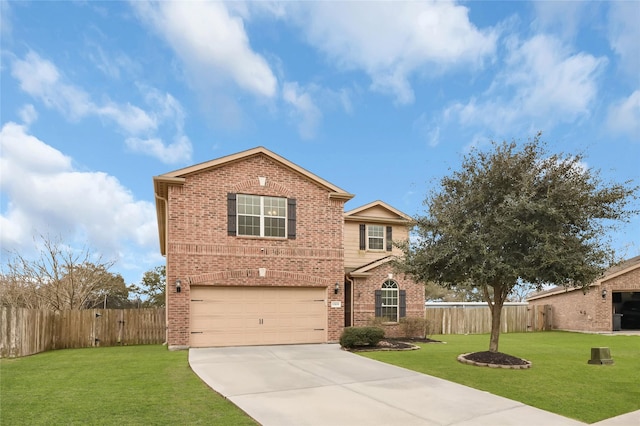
[189,343,596,426]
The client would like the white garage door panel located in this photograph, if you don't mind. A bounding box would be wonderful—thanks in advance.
[190,286,327,347]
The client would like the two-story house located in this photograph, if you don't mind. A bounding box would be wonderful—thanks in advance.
[153,147,424,349]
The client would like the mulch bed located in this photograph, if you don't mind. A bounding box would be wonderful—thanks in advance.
[463,351,529,366]
[458,351,532,369]
[345,337,441,352]
[346,339,532,369]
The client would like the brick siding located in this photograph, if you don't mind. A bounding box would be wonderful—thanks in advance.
[528,266,640,332]
[165,155,346,347]
[351,263,425,338]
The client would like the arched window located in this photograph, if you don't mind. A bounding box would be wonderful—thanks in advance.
[380,280,398,322]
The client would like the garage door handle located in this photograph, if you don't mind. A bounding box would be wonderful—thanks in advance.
[313,328,325,331]
[191,332,203,334]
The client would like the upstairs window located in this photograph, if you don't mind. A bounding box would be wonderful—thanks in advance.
[368,225,384,250]
[237,194,286,237]
[359,224,393,251]
[228,193,296,239]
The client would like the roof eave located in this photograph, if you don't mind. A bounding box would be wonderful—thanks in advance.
[153,176,186,256]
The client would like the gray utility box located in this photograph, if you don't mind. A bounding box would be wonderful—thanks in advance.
[613,314,622,331]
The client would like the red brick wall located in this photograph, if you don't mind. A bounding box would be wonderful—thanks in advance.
[528,266,640,332]
[350,263,425,338]
[165,154,346,347]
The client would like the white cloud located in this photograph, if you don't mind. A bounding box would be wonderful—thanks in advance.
[0,122,157,256]
[443,34,606,134]
[608,2,640,78]
[18,104,38,126]
[532,1,590,40]
[281,1,497,104]
[282,82,322,139]
[10,51,191,164]
[96,102,157,135]
[607,90,640,141]
[12,52,92,120]
[504,35,605,118]
[132,0,277,98]
[126,135,192,164]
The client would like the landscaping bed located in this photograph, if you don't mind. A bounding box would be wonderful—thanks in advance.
[346,337,440,352]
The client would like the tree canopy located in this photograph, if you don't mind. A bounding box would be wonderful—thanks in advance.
[1,234,127,310]
[396,134,638,353]
[129,265,166,307]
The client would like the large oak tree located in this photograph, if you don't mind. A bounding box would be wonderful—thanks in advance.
[396,134,637,353]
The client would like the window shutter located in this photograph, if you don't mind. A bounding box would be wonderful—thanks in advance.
[287,198,296,239]
[399,290,406,318]
[359,224,366,250]
[386,226,393,251]
[375,290,382,317]
[227,193,236,236]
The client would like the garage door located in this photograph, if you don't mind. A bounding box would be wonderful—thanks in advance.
[190,286,327,347]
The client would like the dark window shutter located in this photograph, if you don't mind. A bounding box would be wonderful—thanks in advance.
[359,224,366,250]
[386,226,393,251]
[227,193,237,236]
[287,198,296,239]
[375,290,382,317]
[399,290,406,318]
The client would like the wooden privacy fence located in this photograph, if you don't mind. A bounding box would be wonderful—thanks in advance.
[0,307,165,358]
[426,304,552,335]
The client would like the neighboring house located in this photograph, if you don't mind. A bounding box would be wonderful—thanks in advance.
[153,147,424,349]
[527,256,640,332]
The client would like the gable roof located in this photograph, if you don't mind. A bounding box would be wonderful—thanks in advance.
[347,255,395,277]
[153,146,354,255]
[527,255,640,301]
[344,200,413,225]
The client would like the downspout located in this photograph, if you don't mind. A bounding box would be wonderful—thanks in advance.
[346,275,355,327]
[155,192,169,344]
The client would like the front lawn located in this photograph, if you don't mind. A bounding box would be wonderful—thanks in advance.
[361,331,640,424]
[0,345,256,425]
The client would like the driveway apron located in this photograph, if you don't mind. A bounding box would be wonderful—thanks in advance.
[188,344,595,426]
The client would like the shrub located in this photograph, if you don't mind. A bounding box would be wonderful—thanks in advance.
[398,317,431,339]
[339,326,385,349]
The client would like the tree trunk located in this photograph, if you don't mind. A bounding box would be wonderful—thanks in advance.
[489,301,503,352]
[485,284,506,353]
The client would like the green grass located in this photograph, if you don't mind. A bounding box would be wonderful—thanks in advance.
[361,331,640,424]
[0,345,256,425]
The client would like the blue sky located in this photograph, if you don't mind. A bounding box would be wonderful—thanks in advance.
[1,1,639,287]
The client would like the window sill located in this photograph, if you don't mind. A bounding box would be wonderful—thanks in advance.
[235,235,287,241]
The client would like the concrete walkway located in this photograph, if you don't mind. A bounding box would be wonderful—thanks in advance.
[188,344,638,426]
